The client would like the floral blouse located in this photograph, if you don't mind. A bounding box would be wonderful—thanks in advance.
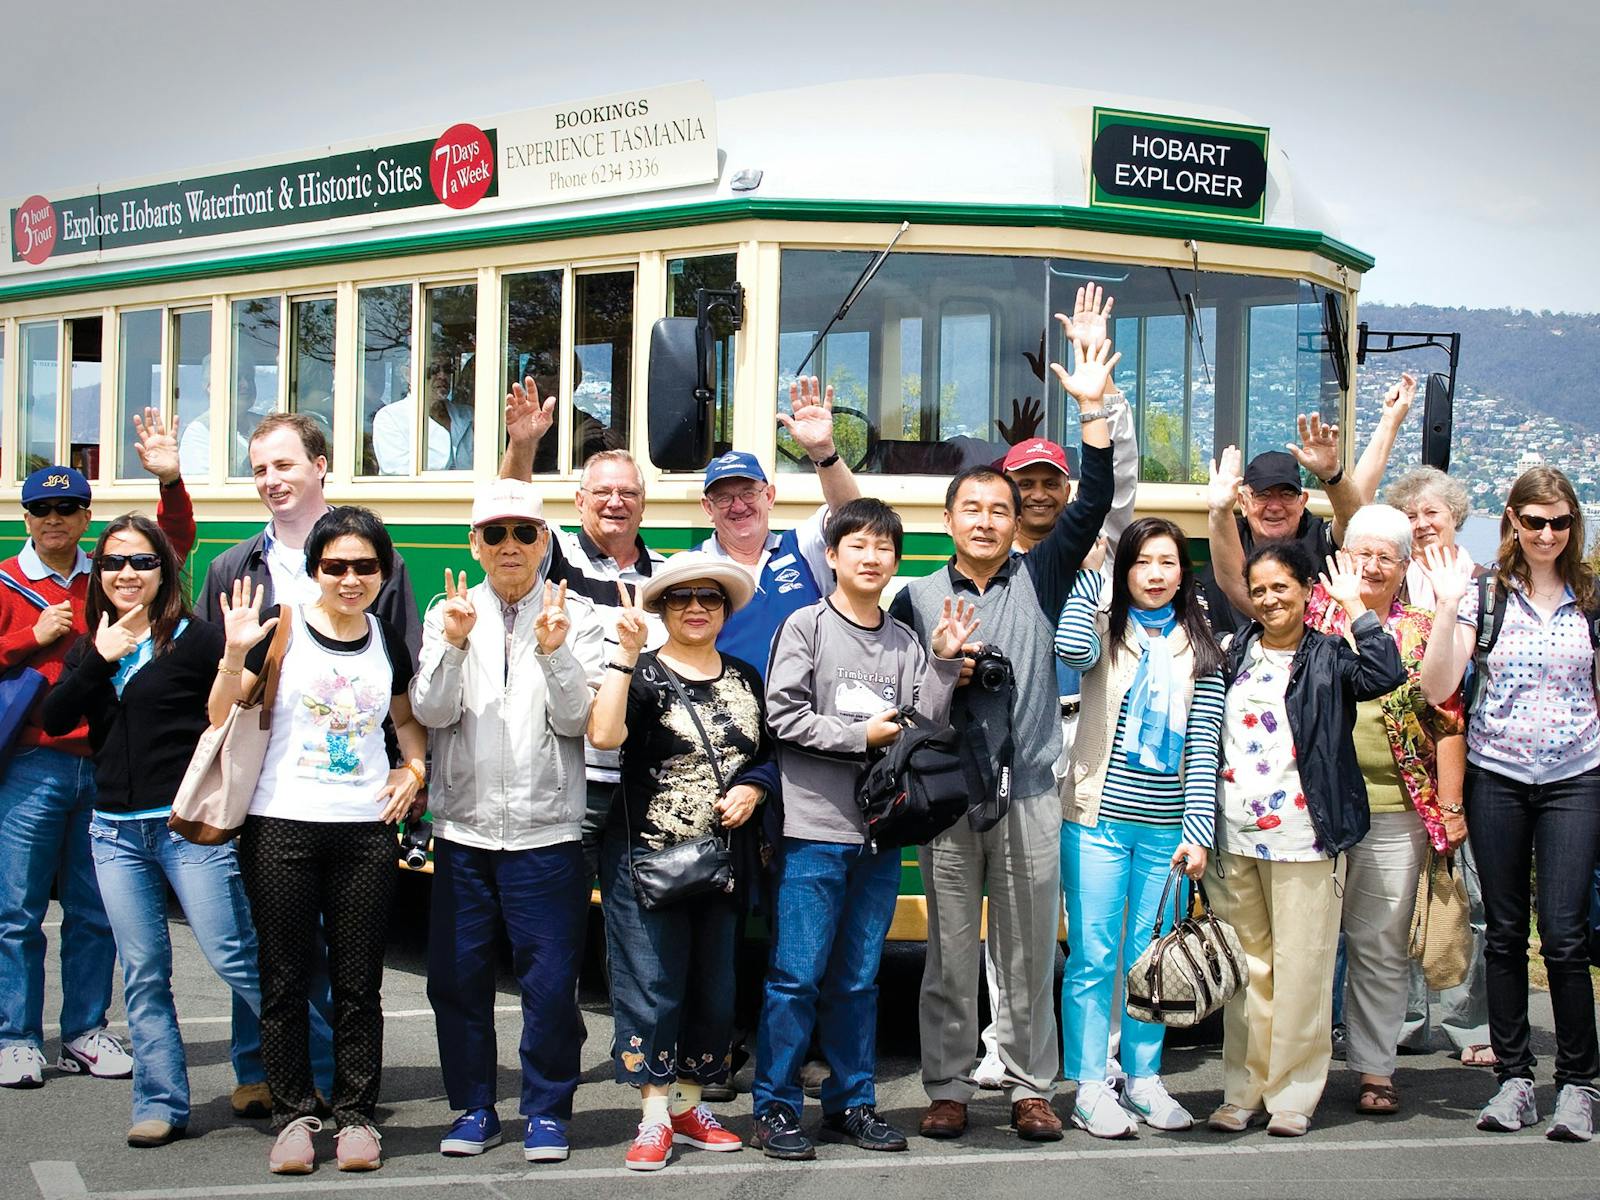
[1304,586,1465,851]
[1220,641,1323,861]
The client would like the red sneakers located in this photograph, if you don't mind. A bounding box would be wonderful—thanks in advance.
[670,1105,743,1151]
[625,1121,673,1171]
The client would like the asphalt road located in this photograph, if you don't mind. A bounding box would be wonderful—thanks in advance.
[5,879,1597,1200]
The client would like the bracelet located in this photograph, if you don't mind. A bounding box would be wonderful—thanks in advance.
[607,661,636,675]
[810,451,841,469]
[405,760,426,786]
[1322,467,1345,487]
[1077,408,1107,424]
[216,661,243,676]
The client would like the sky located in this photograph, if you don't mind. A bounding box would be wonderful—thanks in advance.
[2,0,1595,313]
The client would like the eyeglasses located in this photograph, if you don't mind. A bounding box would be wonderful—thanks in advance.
[479,522,543,546]
[25,500,86,518]
[316,557,383,578]
[1516,512,1575,533]
[661,587,727,611]
[98,553,161,573]
[583,487,643,503]
[706,487,765,512]
[1347,550,1403,570]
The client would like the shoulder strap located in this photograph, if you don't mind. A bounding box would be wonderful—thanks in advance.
[247,606,295,728]
[0,566,54,611]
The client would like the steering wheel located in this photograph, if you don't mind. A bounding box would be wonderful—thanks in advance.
[775,405,877,473]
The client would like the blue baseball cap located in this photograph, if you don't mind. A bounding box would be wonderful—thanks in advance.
[702,451,767,492]
[21,466,92,507]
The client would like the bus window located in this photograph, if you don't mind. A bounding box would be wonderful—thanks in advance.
[1244,280,1343,469]
[66,316,102,480]
[1132,311,1214,483]
[572,270,633,473]
[288,297,335,451]
[938,304,995,442]
[117,309,163,480]
[357,284,412,477]
[172,309,213,480]
[18,321,59,477]
[502,270,563,474]
[667,254,736,457]
[231,297,281,476]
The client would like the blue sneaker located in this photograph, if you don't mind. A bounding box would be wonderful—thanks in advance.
[524,1115,570,1162]
[440,1108,502,1156]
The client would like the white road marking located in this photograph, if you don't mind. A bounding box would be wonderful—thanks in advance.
[28,1161,88,1200]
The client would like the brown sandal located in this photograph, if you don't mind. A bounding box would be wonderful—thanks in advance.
[1357,1081,1401,1114]
[1460,1044,1498,1067]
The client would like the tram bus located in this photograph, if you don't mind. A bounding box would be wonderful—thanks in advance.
[0,75,1371,937]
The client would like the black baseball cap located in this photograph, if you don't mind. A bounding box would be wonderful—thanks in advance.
[1242,451,1303,494]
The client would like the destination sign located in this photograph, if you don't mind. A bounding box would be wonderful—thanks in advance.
[1089,108,1269,224]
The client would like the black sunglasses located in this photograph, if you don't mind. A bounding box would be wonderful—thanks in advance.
[1516,512,1575,533]
[316,557,383,578]
[661,587,727,611]
[25,500,86,518]
[98,553,162,573]
[479,523,543,546]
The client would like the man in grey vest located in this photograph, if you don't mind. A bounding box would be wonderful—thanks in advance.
[889,325,1121,1142]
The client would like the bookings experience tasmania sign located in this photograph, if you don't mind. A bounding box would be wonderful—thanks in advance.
[1089,108,1269,224]
[6,82,718,274]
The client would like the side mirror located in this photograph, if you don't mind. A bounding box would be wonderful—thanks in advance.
[1421,372,1453,471]
[646,317,711,472]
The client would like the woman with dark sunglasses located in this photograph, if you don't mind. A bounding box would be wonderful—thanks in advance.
[39,514,260,1148]
[206,505,427,1174]
[1417,466,1600,1141]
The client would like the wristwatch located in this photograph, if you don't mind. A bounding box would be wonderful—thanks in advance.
[811,451,841,469]
[1441,802,1464,815]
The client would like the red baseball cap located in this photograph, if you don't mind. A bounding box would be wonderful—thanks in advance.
[1001,438,1071,477]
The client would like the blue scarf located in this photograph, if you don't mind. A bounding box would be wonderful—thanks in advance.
[1123,604,1186,775]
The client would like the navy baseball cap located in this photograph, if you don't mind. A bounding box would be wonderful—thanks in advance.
[21,466,92,507]
[702,451,767,492]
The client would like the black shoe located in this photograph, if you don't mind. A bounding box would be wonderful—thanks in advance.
[1330,1024,1348,1062]
[818,1105,908,1152]
[750,1103,816,1160]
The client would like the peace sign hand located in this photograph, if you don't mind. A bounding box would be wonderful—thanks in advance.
[440,569,476,648]
[94,605,145,663]
[534,579,571,654]
[931,597,981,660]
[133,406,181,485]
[219,577,279,656]
[614,581,649,656]
[778,375,838,459]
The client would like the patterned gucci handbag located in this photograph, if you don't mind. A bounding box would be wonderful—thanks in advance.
[1125,867,1249,1028]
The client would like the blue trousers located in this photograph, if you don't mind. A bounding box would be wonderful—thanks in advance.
[1060,818,1180,1083]
[752,837,901,1117]
[0,746,113,1049]
[88,815,262,1125]
[427,837,588,1119]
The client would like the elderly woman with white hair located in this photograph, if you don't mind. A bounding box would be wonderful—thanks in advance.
[1302,504,1468,1115]
[1384,467,1474,610]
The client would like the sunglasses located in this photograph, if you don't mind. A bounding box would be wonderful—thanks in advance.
[98,553,162,573]
[1516,512,1575,533]
[316,557,383,578]
[479,523,543,546]
[25,500,86,518]
[661,587,727,611]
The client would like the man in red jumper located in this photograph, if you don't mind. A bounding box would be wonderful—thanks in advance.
[0,414,197,1090]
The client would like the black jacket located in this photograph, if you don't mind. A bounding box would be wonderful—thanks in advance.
[39,619,226,815]
[1224,610,1406,856]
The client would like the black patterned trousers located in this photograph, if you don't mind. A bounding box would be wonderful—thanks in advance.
[238,816,395,1129]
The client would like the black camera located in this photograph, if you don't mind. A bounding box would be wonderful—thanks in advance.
[399,820,433,871]
[970,645,1014,693]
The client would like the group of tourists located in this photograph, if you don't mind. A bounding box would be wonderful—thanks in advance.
[0,287,1595,1178]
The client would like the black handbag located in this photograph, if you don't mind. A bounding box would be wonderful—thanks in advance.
[624,661,735,911]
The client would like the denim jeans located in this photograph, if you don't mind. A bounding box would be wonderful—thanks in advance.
[752,837,901,1117]
[0,745,113,1049]
[427,837,588,1119]
[1467,763,1600,1087]
[88,814,263,1126]
[1060,818,1180,1083]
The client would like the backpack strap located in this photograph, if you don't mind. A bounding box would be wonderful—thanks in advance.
[1465,573,1507,712]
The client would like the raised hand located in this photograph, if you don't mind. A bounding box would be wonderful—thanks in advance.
[1208,445,1244,514]
[94,605,145,663]
[1058,283,1115,355]
[219,577,279,655]
[1418,542,1474,608]
[1080,536,1109,574]
[1049,332,1122,408]
[1381,373,1417,427]
[931,596,981,660]
[533,579,571,654]
[505,375,556,446]
[865,708,903,748]
[32,599,74,647]
[777,375,839,459]
[995,395,1043,444]
[133,407,181,485]
[1320,551,1367,617]
[439,568,476,648]
[614,581,649,655]
[1288,413,1341,483]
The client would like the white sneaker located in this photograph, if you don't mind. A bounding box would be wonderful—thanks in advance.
[0,1044,47,1088]
[1120,1075,1194,1131]
[1106,1054,1126,1091]
[1548,1084,1600,1143]
[973,1052,1006,1090]
[1477,1077,1538,1132]
[1071,1081,1137,1139]
[58,1028,133,1079]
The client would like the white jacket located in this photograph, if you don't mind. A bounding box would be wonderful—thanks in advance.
[409,580,605,850]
